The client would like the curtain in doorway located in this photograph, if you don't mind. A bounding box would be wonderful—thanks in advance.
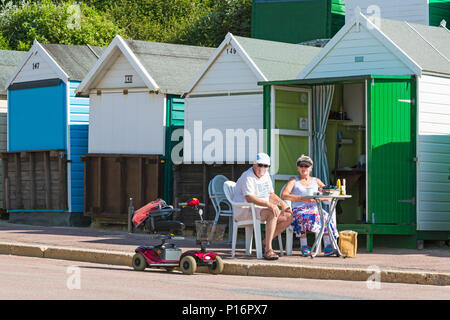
[312,85,334,186]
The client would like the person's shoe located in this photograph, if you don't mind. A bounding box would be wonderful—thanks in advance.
[263,249,279,260]
[324,244,336,257]
[300,245,311,257]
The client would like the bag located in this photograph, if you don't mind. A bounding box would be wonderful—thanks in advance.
[132,199,168,228]
[338,230,358,258]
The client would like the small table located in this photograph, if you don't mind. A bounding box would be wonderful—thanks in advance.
[302,194,352,258]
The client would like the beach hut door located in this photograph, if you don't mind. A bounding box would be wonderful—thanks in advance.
[367,77,416,224]
[272,87,312,193]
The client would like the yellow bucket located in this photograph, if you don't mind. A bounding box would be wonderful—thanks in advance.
[338,230,358,258]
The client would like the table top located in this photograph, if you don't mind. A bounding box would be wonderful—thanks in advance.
[302,194,352,199]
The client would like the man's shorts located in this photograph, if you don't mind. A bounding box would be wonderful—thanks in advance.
[233,205,268,222]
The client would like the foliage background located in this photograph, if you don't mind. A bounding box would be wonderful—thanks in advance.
[0,0,252,51]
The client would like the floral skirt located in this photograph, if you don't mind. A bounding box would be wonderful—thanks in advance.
[290,204,339,238]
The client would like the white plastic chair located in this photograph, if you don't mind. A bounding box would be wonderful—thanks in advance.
[208,175,233,243]
[223,181,283,260]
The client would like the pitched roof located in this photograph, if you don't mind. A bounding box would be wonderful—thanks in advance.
[232,35,322,81]
[376,18,450,75]
[124,39,216,95]
[298,13,450,79]
[184,33,322,95]
[41,43,106,81]
[0,49,28,96]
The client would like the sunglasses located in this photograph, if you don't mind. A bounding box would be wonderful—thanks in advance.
[257,164,270,168]
[297,163,311,168]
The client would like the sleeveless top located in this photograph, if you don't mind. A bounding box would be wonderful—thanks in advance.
[290,176,319,208]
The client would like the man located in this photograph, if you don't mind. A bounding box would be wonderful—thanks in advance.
[233,153,293,260]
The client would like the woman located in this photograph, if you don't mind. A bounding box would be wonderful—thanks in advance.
[281,155,339,256]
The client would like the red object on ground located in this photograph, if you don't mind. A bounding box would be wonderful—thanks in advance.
[132,199,166,228]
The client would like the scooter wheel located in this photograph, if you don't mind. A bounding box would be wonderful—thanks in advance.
[132,253,147,271]
[180,256,197,275]
[208,256,224,275]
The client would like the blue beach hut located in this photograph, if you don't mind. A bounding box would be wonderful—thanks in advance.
[4,40,104,225]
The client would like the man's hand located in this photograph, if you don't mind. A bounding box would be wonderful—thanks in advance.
[268,202,281,218]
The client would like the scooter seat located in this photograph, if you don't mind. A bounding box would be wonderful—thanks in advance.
[153,220,185,235]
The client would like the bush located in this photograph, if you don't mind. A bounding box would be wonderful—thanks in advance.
[0,0,122,50]
[0,0,252,49]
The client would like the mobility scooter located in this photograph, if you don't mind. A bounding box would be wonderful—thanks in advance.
[130,198,225,275]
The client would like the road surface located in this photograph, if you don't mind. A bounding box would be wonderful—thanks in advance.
[0,255,448,300]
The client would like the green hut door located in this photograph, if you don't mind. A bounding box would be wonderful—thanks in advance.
[272,87,311,194]
[367,77,416,225]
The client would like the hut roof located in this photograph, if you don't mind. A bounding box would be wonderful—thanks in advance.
[76,35,216,96]
[298,13,450,79]
[376,18,450,75]
[41,43,105,81]
[184,33,322,95]
[124,39,216,95]
[0,49,28,96]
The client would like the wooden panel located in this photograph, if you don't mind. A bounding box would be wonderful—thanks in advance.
[192,44,260,94]
[307,25,412,79]
[417,75,450,231]
[172,163,249,227]
[96,51,147,89]
[88,92,165,154]
[0,150,67,210]
[184,94,264,163]
[83,154,163,222]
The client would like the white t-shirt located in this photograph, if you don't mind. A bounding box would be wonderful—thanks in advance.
[233,167,274,204]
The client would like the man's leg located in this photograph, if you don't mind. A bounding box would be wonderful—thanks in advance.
[260,209,277,252]
[260,209,293,252]
[272,210,293,239]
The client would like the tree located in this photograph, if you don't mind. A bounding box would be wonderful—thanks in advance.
[0,0,122,50]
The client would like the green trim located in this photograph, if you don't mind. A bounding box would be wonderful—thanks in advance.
[338,224,416,235]
[258,75,417,87]
[263,85,271,155]
[164,95,184,204]
[370,75,415,80]
[258,75,373,87]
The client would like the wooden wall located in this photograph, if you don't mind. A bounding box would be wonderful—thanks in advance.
[83,154,164,222]
[0,150,67,210]
[172,163,250,227]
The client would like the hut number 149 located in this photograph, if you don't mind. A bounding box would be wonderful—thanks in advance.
[226,48,236,54]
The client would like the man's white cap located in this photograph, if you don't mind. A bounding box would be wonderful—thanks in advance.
[254,152,271,166]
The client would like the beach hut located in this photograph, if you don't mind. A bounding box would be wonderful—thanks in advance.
[346,0,450,27]
[0,49,27,213]
[3,40,104,226]
[251,0,346,44]
[259,13,450,250]
[177,33,321,225]
[75,35,215,224]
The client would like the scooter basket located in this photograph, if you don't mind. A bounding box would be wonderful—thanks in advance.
[195,221,226,242]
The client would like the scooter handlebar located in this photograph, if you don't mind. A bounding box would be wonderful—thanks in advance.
[178,202,205,208]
